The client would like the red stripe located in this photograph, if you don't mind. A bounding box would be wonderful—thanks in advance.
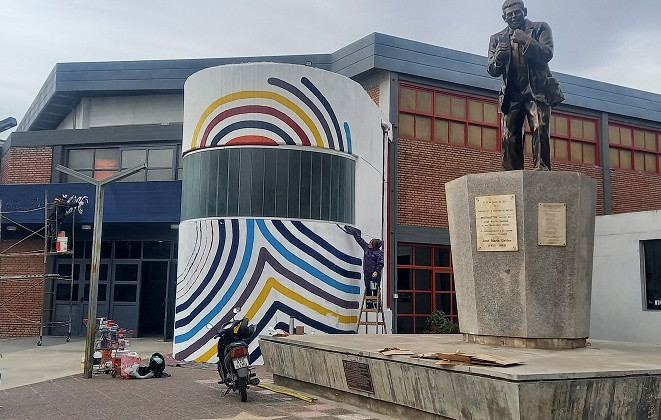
[200,105,311,147]
[226,135,278,146]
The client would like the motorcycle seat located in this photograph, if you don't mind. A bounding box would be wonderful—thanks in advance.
[224,341,247,351]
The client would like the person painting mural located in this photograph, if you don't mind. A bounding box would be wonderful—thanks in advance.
[344,226,384,308]
[47,195,78,251]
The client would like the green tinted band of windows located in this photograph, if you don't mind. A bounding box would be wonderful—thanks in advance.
[181,147,355,223]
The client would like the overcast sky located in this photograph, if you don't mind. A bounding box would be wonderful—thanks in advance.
[1,0,660,138]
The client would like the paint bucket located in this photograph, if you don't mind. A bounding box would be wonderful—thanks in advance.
[56,232,68,253]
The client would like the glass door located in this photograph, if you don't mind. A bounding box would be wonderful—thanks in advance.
[396,244,456,333]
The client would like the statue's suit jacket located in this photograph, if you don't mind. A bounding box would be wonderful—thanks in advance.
[487,19,565,114]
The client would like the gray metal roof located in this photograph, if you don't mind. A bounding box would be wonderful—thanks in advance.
[17,33,661,132]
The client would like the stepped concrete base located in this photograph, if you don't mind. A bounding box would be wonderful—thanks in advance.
[260,334,661,420]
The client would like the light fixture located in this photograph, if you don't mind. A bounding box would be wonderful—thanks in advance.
[6,225,17,231]
[170,224,179,230]
[81,224,92,230]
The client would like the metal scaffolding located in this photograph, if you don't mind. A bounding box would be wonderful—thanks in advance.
[0,191,76,345]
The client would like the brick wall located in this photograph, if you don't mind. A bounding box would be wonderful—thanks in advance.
[0,239,46,337]
[366,85,379,106]
[1,147,53,184]
[397,138,605,228]
[610,169,661,214]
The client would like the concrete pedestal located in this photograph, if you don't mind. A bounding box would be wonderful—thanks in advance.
[445,171,596,348]
[260,334,661,420]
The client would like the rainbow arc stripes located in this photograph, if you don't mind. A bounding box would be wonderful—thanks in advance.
[174,219,362,363]
[188,77,352,153]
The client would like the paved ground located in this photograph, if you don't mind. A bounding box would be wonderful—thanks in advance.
[0,336,397,420]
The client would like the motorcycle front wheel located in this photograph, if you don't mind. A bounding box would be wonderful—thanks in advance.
[238,376,248,402]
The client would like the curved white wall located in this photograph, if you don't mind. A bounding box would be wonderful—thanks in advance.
[174,63,388,362]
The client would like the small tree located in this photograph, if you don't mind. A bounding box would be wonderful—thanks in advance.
[426,310,459,334]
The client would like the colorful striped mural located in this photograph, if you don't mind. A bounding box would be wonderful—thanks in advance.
[176,63,388,363]
[188,77,352,153]
[173,219,362,363]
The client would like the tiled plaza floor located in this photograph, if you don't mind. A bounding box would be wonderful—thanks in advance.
[0,363,398,420]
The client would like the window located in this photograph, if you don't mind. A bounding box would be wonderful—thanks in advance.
[396,244,456,333]
[524,113,599,165]
[399,84,499,151]
[181,147,355,223]
[68,148,119,181]
[643,240,661,310]
[67,146,178,182]
[609,123,660,173]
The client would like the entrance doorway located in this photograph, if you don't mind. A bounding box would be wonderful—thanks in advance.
[139,261,168,336]
[396,243,457,333]
[50,239,173,339]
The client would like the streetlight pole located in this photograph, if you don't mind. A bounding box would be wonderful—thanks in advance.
[55,163,145,378]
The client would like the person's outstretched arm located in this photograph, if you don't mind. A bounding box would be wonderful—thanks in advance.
[344,225,368,251]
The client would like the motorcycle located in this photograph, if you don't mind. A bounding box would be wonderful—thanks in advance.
[208,307,259,402]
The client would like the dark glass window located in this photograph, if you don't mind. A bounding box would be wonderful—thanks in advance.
[56,283,79,301]
[115,264,138,282]
[84,263,108,281]
[226,149,240,217]
[251,149,265,217]
[83,284,107,302]
[643,240,661,310]
[143,241,171,259]
[101,241,113,258]
[397,243,456,333]
[181,147,355,223]
[239,149,252,215]
[114,241,141,259]
[114,285,137,302]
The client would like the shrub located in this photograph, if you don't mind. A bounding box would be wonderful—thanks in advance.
[426,310,459,334]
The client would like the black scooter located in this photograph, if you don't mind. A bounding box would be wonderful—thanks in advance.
[208,307,259,402]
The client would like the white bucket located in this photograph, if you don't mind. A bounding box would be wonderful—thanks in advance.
[56,236,68,252]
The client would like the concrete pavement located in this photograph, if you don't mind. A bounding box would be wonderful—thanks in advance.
[0,336,398,420]
[0,335,172,390]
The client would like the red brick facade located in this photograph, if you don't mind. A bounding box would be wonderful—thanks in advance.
[0,239,46,337]
[1,147,53,184]
[397,139,605,229]
[367,85,380,106]
[611,169,661,214]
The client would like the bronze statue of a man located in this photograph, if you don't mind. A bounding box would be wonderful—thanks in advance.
[488,0,564,171]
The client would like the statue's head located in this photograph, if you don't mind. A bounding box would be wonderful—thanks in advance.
[502,0,527,30]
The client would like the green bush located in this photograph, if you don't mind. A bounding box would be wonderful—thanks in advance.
[426,310,459,334]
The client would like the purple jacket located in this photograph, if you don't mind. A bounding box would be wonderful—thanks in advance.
[348,227,384,276]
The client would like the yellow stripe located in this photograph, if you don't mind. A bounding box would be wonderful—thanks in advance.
[190,90,323,149]
[194,276,357,362]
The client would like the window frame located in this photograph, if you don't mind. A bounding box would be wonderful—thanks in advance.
[66,145,180,182]
[608,122,660,174]
[398,82,500,151]
[526,112,601,166]
[396,243,457,334]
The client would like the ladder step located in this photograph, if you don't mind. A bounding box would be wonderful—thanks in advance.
[358,321,386,326]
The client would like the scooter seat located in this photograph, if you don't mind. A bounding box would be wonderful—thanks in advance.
[224,341,247,351]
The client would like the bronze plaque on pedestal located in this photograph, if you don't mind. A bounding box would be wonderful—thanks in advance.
[475,194,518,251]
[538,202,566,246]
[342,360,374,393]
